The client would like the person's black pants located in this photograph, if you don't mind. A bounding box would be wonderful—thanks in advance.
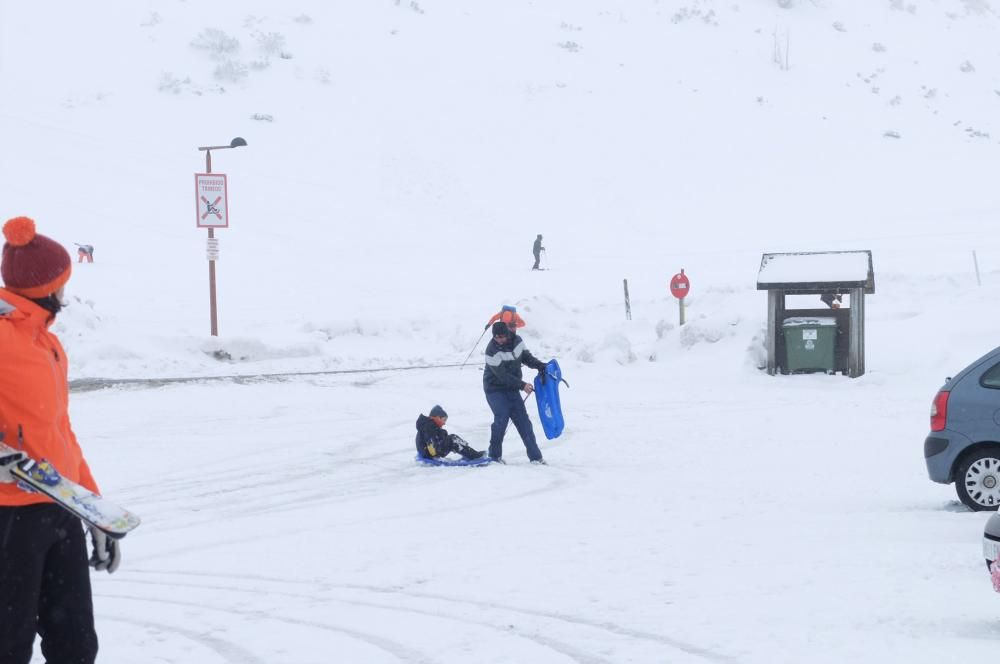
[0,504,98,664]
[532,253,541,269]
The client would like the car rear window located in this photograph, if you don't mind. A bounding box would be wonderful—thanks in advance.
[981,363,1000,389]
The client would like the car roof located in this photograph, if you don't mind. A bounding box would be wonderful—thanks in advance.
[944,345,1000,390]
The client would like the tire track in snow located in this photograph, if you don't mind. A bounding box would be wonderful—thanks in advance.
[125,569,733,663]
[97,591,433,663]
[117,575,619,664]
[102,614,268,664]
[134,452,576,545]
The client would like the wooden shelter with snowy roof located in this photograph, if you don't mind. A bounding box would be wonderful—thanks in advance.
[756,250,875,378]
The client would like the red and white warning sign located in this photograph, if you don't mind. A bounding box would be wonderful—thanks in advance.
[669,269,690,299]
[195,173,229,228]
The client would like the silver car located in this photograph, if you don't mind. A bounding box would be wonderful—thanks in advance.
[925,347,1000,510]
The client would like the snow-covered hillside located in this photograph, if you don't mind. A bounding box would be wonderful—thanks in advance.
[2,1,1000,662]
[2,0,999,376]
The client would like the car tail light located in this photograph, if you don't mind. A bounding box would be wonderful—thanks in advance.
[930,390,950,432]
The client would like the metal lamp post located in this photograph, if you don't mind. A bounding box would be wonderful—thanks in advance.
[197,137,246,336]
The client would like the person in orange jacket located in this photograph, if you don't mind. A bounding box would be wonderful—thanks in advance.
[0,216,116,664]
[485,304,526,333]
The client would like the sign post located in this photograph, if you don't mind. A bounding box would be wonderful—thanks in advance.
[195,137,246,338]
[669,269,691,326]
[195,172,229,336]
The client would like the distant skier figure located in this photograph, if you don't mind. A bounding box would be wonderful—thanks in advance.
[485,304,526,332]
[76,243,94,263]
[532,234,545,270]
[415,405,485,461]
[483,321,548,464]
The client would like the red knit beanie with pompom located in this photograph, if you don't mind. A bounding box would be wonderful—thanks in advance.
[1,217,72,299]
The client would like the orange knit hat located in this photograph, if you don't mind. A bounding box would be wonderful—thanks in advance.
[1,217,72,298]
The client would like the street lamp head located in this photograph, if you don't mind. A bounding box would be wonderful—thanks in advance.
[230,137,247,148]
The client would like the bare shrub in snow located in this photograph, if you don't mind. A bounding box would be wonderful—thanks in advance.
[294,14,313,24]
[558,41,581,52]
[255,31,286,56]
[192,29,240,60]
[832,21,847,32]
[140,12,161,27]
[959,60,976,73]
[410,1,425,14]
[961,0,993,13]
[251,113,274,122]
[776,0,794,7]
[883,130,902,139]
[672,7,719,24]
[872,42,886,53]
[213,60,248,83]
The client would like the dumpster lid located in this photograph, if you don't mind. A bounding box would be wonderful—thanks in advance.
[783,317,837,327]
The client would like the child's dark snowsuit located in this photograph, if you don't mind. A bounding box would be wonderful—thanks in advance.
[415,414,484,460]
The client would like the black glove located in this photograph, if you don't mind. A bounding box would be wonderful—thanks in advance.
[537,369,548,385]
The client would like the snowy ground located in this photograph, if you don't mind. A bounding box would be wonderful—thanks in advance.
[3,0,1000,661]
[75,311,1000,663]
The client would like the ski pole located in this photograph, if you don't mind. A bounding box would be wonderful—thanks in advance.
[460,327,489,369]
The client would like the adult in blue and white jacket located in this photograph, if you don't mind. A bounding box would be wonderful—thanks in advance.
[482,321,548,464]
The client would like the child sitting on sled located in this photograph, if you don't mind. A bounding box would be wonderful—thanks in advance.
[415,405,485,460]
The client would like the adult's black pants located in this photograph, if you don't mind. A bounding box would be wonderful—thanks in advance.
[0,503,98,664]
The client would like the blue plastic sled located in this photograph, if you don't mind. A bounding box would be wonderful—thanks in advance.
[533,359,566,440]
[415,454,491,467]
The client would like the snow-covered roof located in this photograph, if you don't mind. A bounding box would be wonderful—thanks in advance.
[756,251,874,292]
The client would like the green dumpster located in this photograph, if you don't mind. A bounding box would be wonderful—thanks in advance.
[783,317,836,373]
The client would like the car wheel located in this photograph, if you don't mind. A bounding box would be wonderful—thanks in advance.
[956,448,1000,511]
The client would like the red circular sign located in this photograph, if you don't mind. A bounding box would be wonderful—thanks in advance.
[669,271,690,299]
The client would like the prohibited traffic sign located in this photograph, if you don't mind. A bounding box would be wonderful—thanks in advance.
[670,269,690,299]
